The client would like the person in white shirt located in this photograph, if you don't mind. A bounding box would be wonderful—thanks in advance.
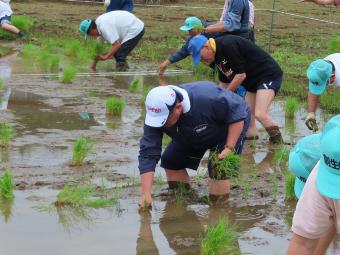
[79,11,144,71]
[305,53,340,131]
[0,0,25,39]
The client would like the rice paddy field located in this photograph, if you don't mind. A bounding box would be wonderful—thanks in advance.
[0,0,339,254]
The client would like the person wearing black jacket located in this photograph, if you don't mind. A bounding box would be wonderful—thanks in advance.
[188,35,284,143]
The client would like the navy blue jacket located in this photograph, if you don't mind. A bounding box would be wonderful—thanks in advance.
[138,81,250,174]
[106,0,133,13]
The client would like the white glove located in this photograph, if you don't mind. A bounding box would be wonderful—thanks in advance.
[104,0,110,7]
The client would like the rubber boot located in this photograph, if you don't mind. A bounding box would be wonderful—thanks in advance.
[265,125,283,144]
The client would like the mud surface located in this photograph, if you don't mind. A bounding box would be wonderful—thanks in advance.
[1,1,339,254]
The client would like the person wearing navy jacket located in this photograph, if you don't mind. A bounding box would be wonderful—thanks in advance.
[138,81,250,208]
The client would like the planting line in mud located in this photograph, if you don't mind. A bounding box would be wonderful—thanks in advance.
[12,69,193,77]
[64,0,340,25]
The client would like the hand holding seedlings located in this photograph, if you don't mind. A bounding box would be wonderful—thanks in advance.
[218,147,233,159]
[139,192,153,210]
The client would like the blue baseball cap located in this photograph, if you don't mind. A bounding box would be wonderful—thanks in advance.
[317,114,340,199]
[188,35,208,66]
[307,59,332,95]
[180,17,204,31]
[288,133,321,198]
[79,19,92,40]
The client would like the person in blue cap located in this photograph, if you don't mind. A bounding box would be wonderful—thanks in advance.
[159,17,206,76]
[288,133,321,199]
[287,114,340,255]
[138,81,251,208]
[188,34,283,143]
[288,133,338,254]
[104,0,134,13]
[79,11,144,71]
[305,53,339,132]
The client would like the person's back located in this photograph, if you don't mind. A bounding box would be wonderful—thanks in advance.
[95,11,143,44]
[220,0,249,34]
[105,0,134,13]
[214,35,282,89]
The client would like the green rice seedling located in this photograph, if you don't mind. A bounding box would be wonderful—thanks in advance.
[70,135,96,166]
[174,181,187,206]
[162,134,171,148]
[1,148,9,163]
[60,66,77,84]
[0,122,13,148]
[154,172,165,186]
[239,176,251,200]
[105,97,125,116]
[267,173,279,198]
[285,172,296,201]
[209,151,241,180]
[0,170,15,200]
[0,80,3,91]
[64,39,83,58]
[54,181,113,208]
[129,76,143,93]
[11,15,34,32]
[193,170,204,185]
[129,175,139,187]
[49,55,60,72]
[273,145,290,165]
[285,97,299,119]
[201,218,240,255]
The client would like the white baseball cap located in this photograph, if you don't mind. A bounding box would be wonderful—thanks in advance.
[145,85,190,127]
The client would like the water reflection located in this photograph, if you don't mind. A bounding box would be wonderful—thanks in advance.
[0,198,14,223]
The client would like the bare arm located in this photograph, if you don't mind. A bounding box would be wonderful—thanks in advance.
[301,0,339,5]
[139,172,154,207]
[227,73,246,91]
[218,120,244,158]
[91,40,121,71]
[205,22,228,34]
[307,92,320,113]
[286,234,318,255]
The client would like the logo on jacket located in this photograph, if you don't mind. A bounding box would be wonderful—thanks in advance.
[194,124,208,134]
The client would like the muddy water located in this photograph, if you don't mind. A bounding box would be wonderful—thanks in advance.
[0,46,339,255]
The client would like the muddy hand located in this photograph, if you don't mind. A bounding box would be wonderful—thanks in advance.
[90,60,98,71]
[159,75,168,86]
[305,112,318,131]
[139,193,153,211]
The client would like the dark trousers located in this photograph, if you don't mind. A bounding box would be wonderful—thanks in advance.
[114,28,144,64]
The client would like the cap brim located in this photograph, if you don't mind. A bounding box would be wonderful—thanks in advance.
[309,81,327,95]
[294,177,305,199]
[180,25,193,31]
[317,160,340,199]
[192,51,201,67]
[145,112,168,128]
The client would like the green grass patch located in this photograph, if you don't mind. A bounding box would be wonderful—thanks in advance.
[105,97,125,116]
[70,135,96,166]
[284,97,299,119]
[129,76,143,93]
[201,218,240,255]
[209,151,241,180]
[285,172,296,201]
[0,122,13,148]
[0,170,15,200]
[328,36,340,54]
[60,66,77,84]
